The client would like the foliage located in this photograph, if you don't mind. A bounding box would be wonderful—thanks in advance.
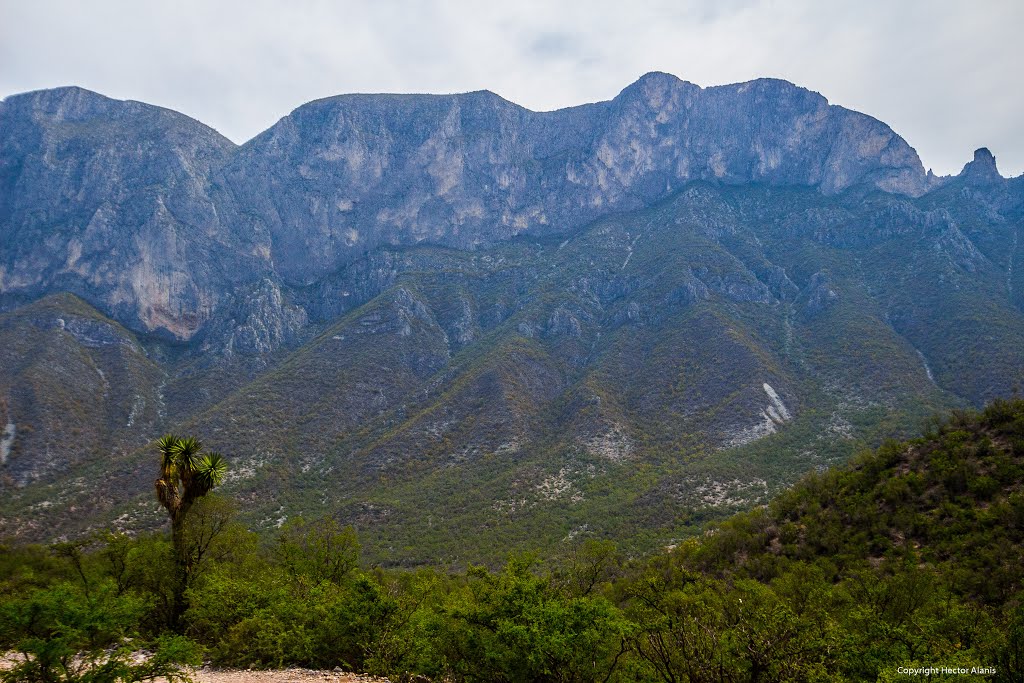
[4,401,1024,680]
[183,517,407,674]
[273,516,360,587]
[154,435,228,530]
[0,577,200,683]
[433,555,629,683]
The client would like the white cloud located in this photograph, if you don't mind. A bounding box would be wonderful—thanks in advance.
[1,0,1021,175]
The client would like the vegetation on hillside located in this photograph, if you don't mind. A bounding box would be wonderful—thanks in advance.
[4,399,1024,681]
[9,176,1024,567]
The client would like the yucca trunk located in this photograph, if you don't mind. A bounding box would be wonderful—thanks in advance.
[168,504,191,631]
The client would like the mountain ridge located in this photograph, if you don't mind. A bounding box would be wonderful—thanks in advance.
[2,76,1023,563]
[3,72,994,342]
[4,77,1006,185]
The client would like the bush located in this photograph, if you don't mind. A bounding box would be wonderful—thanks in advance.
[0,580,201,683]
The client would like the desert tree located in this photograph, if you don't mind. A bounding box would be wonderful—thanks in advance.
[153,434,227,629]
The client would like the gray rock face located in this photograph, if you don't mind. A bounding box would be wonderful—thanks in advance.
[225,73,936,286]
[802,272,839,318]
[959,147,1002,185]
[0,74,980,344]
[0,87,272,339]
[204,278,309,357]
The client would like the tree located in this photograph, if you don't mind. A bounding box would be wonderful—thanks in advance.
[437,555,629,682]
[274,516,360,589]
[153,435,227,630]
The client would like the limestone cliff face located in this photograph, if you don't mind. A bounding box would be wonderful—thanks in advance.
[225,72,935,284]
[588,73,931,198]
[0,87,272,339]
[0,74,960,342]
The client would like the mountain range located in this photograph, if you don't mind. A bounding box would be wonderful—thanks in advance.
[1,72,1022,564]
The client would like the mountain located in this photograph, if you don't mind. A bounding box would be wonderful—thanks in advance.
[1,74,934,337]
[1,75,1022,563]
[0,294,162,487]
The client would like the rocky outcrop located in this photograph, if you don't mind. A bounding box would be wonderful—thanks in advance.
[958,147,1003,186]
[202,278,309,357]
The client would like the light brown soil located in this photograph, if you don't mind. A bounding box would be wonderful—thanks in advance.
[1,655,390,683]
[191,668,389,683]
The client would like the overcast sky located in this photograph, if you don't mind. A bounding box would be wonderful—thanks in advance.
[1,0,1021,177]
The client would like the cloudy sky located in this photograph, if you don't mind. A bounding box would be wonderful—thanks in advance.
[2,0,1021,176]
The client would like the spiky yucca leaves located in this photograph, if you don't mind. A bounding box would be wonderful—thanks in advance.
[154,434,227,523]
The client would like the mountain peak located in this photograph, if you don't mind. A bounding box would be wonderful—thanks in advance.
[959,147,1003,183]
[1,85,235,147]
[635,71,685,86]
[617,71,697,101]
[4,84,106,101]
[1,85,118,121]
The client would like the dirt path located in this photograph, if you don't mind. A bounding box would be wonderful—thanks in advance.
[1,656,390,683]
[192,668,389,683]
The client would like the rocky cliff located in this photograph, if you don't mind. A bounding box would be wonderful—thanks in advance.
[2,73,941,340]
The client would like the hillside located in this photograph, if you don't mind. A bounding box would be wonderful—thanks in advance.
[684,398,1024,598]
[1,76,1023,561]
[628,398,1024,680]
[4,177,1023,562]
[4,401,1023,682]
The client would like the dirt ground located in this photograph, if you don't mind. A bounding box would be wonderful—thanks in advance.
[0,655,391,683]
[191,668,389,683]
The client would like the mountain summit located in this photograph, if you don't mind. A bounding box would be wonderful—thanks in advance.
[959,147,1003,184]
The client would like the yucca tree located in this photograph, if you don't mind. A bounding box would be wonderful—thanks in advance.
[154,434,227,629]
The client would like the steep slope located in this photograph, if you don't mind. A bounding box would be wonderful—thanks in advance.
[0,294,163,486]
[2,74,934,342]
[0,87,271,340]
[226,73,933,285]
[9,177,1024,563]
[686,397,1024,605]
[613,399,1024,682]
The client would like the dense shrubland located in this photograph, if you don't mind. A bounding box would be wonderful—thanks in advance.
[4,399,1024,681]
